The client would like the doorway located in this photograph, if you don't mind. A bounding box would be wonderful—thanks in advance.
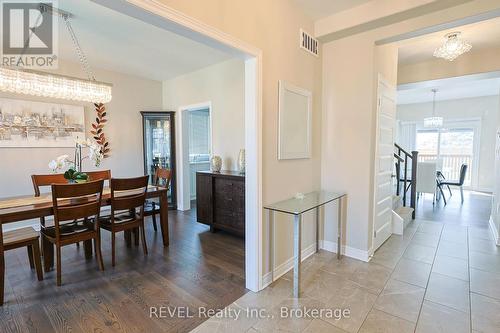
[177,103,213,211]
[94,0,263,292]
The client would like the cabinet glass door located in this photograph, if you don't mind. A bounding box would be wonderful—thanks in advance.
[141,112,176,208]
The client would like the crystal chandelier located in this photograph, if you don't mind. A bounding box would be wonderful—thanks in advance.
[433,32,472,61]
[0,67,112,103]
[424,89,443,128]
[0,4,112,103]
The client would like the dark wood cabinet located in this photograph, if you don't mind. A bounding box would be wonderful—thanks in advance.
[196,171,245,237]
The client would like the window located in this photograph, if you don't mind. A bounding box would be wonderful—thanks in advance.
[416,126,475,186]
[188,109,210,162]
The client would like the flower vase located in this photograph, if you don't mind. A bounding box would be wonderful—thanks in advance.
[238,149,245,174]
[211,156,222,173]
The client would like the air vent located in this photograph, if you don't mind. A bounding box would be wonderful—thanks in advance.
[300,29,319,57]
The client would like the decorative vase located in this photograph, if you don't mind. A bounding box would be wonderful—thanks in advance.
[238,149,245,174]
[211,155,222,173]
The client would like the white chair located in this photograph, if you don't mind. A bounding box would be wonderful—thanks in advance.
[416,162,438,204]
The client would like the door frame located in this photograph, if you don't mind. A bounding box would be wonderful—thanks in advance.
[98,0,264,292]
[177,102,213,211]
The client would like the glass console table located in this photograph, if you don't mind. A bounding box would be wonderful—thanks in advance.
[264,191,347,297]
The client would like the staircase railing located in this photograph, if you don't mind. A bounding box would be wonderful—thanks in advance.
[394,143,418,219]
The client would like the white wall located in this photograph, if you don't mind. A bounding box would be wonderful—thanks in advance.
[162,58,245,170]
[0,60,163,198]
[397,96,499,191]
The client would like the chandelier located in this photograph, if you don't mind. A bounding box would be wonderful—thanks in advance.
[433,32,472,61]
[424,89,443,128]
[0,4,112,103]
[0,67,112,103]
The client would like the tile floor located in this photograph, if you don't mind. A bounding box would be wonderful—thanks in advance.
[191,192,500,333]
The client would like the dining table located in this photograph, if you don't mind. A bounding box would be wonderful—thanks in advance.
[0,185,170,268]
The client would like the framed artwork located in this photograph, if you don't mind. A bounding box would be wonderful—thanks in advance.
[278,80,312,160]
[0,98,85,148]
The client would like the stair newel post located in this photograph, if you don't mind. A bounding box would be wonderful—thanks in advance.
[403,155,408,206]
[410,151,419,219]
[396,158,401,196]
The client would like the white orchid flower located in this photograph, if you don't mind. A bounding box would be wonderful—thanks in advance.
[48,160,58,172]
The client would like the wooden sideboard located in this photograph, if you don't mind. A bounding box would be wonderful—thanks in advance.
[196,170,245,237]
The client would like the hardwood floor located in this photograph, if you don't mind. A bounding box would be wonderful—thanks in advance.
[0,207,246,333]
[415,189,492,227]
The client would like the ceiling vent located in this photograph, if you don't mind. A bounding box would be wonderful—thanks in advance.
[300,29,319,57]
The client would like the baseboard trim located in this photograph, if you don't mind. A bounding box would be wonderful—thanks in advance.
[320,240,370,262]
[489,215,500,246]
[262,242,317,288]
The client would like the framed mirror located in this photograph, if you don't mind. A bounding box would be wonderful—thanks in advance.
[278,80,312,160]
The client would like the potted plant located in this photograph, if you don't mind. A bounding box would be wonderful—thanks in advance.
[63,168,89,183]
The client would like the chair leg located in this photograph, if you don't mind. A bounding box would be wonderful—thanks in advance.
[111,232,116,267]
[152,213,158,232]
[42,236,53,273]
[32,240,43,281]
[94,234,104,272]
[447,185,452,196]
[27,245,34,269]
[140,222,148,256]
[460,186,464,203]
[76,242,80,248]
[439,186,447,205]
[133,228,139,246]
[56,245,62,286]
[0,251,4,306]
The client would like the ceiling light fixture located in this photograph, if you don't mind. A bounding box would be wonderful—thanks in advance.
[433,32,472,61]
[0,4,112,103]
[424,89,443,128]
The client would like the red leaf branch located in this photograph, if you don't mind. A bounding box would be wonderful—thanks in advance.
[89,103,110,158]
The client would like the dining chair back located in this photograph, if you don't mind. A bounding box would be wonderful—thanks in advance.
[145,168,171,231]
[101,175,149,266]
[31,170,111,196]
[51,180,104,234]
[31,173,67,197]
[86,170,112,185]
[44,180,105,286]
[458,164,468,186]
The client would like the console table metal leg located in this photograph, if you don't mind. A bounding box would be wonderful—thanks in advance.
[270,209,275,284]
[293,214,302,298]
[337,196,342,259]
[316,207,320,253]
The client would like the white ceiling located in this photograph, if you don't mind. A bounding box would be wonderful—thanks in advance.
[398,18,500,65]
[56,0,232,81]
[292,0,372,20]
[397,76,500,104]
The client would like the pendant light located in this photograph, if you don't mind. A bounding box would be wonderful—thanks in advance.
[424,89,443,128]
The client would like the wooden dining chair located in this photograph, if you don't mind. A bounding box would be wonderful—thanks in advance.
[32,171,111,252]
[0,227,43,305]
[42,180,105,286]
[99,176,149,266]
[86,170,112,184]
[144,168,171,232]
